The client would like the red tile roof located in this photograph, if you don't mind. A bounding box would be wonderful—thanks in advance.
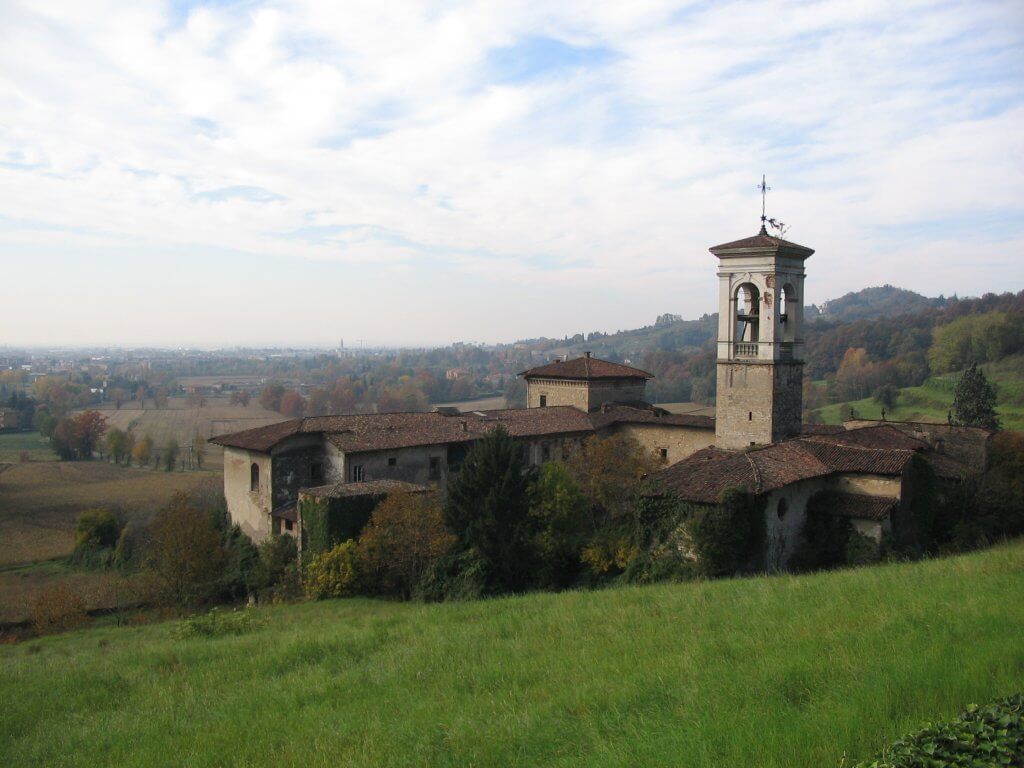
[709,229,814,258]
[649,427,925,504]
[519,355,653,380]
[300,479,429,500]
[822,492,897,521]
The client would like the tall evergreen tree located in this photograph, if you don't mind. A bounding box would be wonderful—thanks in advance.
[444,425,533,592]
[952,363,1000,431]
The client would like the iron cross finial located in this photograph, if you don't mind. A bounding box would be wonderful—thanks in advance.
[757,174,771,230]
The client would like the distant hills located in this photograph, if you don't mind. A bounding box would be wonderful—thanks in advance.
[515,286,945,360]
[807,285,948,324]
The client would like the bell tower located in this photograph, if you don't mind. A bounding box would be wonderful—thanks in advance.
[710,226,813,448]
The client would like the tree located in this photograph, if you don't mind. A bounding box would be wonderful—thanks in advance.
[307,387,330,416]
[528,462,590,587]
[565,433,660,530]
[192,431,206,469]
[144,495,228,606]
[72,410,108,458]
[153,388,169,409]
[329,379,358,413]
[279,390,306,418]
[108,388,128,410]
[106,428,128,464]
[237,390,251,407]
[444,425,533,592]
[134,385,147,408]
[164,438,179,471]
[50,416,77,459]
[259,383,286,412]
[357,492,454,598]
[952,363,1000,431]
[132,434,153,467]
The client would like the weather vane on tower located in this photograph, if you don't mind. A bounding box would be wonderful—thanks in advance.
[757,174,789,239]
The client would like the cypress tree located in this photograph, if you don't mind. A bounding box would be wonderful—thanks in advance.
[444,425,533,592]
[952,363,1000,431]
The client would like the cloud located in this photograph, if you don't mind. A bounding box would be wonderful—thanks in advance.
[0,0,1022,345]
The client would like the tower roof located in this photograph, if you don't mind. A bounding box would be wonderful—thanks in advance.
[710,227,814,259]
[518,355,653,380]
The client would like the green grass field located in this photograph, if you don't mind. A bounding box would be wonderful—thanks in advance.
[0,432,57,463]
[3,542,1023,767]
[812,357,1024,430]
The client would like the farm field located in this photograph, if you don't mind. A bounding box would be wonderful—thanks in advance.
[3,541,1023,767]
[90,395,288,469]
[0,462,212,623]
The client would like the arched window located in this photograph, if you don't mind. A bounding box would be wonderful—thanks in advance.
[780,283,796,343]
[250,463,260,492]
[734,283,760,355]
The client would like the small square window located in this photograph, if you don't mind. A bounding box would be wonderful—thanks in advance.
[539,394,547,407]
[388,457,397,467]
[659,448,668,460]
[429,456,441,480]
[285,519,294,532]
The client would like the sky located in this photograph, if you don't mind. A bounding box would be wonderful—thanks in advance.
[1,0,1022,348]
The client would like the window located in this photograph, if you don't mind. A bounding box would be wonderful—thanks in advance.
[388,456,397,467]
[541,442,551,462]
[284,519,294,532]
[250,463,260,492]
[429,456,441,480]
[776,498,789,520]
[351,464,364,482]
[539,394,547,407]
[748,412,753,421]
[310,462,324,484]
[659,448,668,460]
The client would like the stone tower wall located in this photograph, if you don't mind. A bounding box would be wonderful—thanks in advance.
[715,361,803,449]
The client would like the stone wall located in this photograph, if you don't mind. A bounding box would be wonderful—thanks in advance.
[610,422,716,465]
[527,377,647,411]
[715,361,803,449]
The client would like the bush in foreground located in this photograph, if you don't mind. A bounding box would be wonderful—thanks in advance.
[304,540,360,599]
[853,692,1023,767]
[30,584,89,636]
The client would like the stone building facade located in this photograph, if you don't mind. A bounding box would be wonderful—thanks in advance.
[520,353,651,411]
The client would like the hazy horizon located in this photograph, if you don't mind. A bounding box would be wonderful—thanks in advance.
[2,0,1022,347]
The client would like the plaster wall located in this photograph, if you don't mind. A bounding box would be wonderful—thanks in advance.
[223,446,274,543]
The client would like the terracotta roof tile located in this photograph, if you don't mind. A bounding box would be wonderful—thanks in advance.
[817,492,897,521]
[300,479,429,499]
[519,356,653,380]
[709,230,814,258]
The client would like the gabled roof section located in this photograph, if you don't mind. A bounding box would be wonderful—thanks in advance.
[710,228,814,260]
[647,425,930,504]
[209,418,303,452]
[519,355,653,381]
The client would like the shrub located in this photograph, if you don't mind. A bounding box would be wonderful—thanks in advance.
[259,534,298,584]
[414,547,489,602]
[357,492,454,598]
[31,585,89,635]
[528,463,590,588]
[845,530,881,566]
[113,521,149,572]
[70,508,121,568]
[854,693,1023,767]
[686,489,763,577]
[304,540,360,599]
[176,608,264,639]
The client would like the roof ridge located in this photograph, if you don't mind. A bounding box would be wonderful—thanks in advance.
[743,452,762,493]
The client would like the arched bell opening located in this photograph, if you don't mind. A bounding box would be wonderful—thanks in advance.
[734,283,760,356]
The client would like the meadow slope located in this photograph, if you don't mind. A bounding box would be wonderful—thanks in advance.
[2,542,1023,767]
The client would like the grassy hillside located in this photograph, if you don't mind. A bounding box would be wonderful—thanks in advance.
[3,542,1023,767]
[813,356,1024,430]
